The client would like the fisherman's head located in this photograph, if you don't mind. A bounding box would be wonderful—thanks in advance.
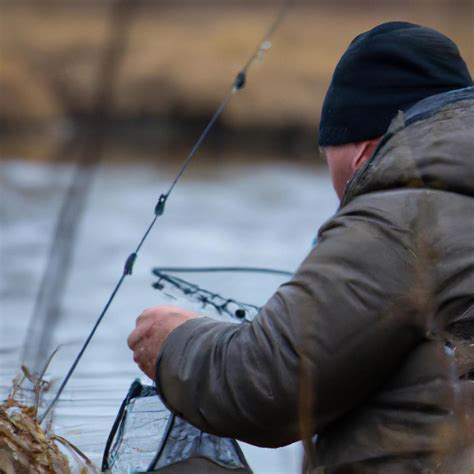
[319,21,472,199]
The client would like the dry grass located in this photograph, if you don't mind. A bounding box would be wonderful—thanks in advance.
[0,362,99,474]
[1,2,473,127]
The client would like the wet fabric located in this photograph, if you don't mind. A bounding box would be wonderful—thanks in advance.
[156,87,474,473]
[102,381,170,472]
[149,458,250,474]
[102,381,252,472]
[151,416,251,473]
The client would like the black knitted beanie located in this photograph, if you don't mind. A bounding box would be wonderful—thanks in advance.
[318,22,472,146]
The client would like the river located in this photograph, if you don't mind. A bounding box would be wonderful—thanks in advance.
[0,158,337,473]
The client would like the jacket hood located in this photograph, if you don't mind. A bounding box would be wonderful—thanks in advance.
[341,86,474,207]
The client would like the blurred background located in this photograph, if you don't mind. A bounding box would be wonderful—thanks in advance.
[1,0,473,161]
[1,0,473,472]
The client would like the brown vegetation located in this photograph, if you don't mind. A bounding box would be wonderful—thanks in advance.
[0,363,98,474]
[1,1,473,160]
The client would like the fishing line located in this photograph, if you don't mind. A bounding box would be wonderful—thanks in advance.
[153,270,261,321]
[154,266,293,277]
[39,0,294,424]
[152,266,293,321]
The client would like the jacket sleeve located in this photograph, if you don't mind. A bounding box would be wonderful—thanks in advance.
[155,198,427,447]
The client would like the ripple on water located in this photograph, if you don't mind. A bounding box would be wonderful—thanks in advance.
[1,160,335,472]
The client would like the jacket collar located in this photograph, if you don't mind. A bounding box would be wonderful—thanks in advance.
[340,86,474,208]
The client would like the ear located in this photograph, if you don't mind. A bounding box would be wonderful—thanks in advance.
[351,138,380,172]
[350,142,369,172]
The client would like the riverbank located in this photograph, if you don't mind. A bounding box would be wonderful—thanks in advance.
[1,1,473,162]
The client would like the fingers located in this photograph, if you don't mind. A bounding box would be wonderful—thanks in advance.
[128,305,195,382]
[130,337,155,380]
[128,306,166,349]
[135,308,151,326]
[127,326,143,350]
[132,346,141,363]
[128,308,155,348]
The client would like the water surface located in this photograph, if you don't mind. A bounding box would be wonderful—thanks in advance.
[0,159,337,472]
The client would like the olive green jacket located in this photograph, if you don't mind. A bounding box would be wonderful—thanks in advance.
[156,87,474,473]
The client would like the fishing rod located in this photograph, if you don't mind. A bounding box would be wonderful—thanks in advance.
[39,0,294,425]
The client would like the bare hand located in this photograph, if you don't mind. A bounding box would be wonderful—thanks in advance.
[127,305,198,380]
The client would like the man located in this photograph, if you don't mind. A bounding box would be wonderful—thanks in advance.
[128,22,473,472]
